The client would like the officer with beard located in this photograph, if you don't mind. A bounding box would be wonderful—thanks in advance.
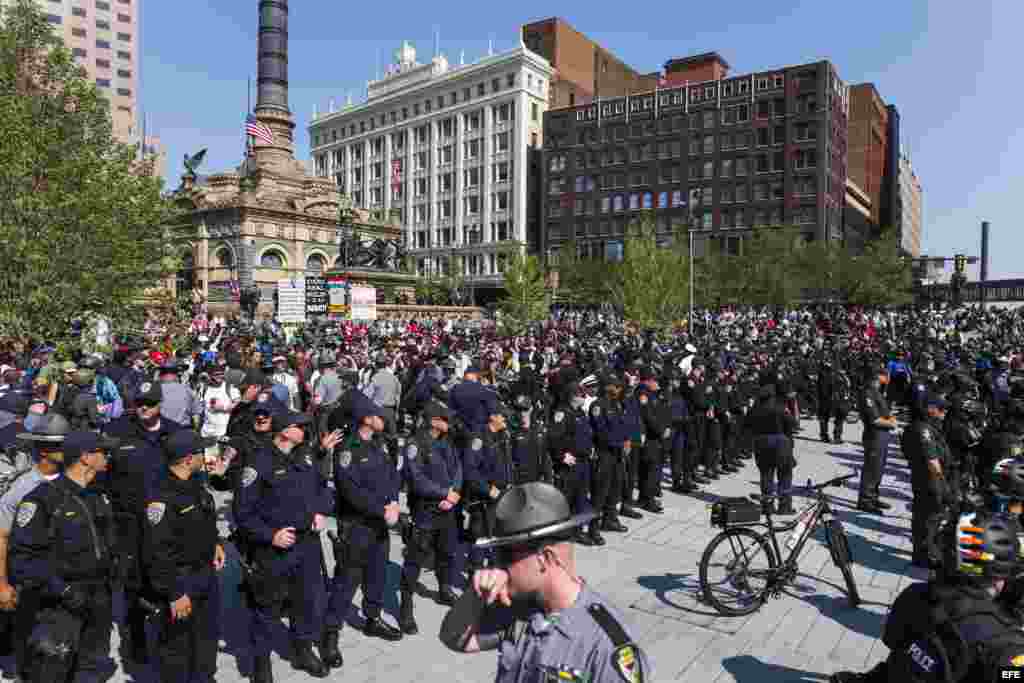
[589,375,631,534]
[901,394,954,568]
[398,400,461,636]
[547,382,597,545]
[857,361,897,515]
[634,368,667,514]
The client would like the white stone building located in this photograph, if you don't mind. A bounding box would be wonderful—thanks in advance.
[308,41,552,299]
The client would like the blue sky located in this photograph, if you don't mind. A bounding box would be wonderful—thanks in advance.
[140,0,1022,279]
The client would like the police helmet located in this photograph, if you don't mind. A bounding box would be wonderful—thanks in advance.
[946,511,1021,582]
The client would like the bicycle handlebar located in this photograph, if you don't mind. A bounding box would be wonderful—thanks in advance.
[760,473,857,501]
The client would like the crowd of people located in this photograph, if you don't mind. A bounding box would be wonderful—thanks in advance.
[0,303,1023,682]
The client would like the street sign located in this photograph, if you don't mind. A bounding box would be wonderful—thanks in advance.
[327,276,348,318]
[305,276,328,317]
[276,279,306,323]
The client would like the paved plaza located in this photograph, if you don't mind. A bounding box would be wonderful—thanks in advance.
[102,418,921,682]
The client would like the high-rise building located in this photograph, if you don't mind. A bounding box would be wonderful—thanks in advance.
[308,41,552,300]
[847,84,888,229]
[520,17,658,110]
[541,53,849,262]
[899,150,923,257]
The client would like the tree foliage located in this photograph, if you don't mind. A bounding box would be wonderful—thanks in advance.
[610,212,691,329]
[0,0,177,342]
[497,249,549,335]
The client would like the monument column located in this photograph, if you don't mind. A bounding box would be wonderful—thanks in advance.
[253,0,296,169]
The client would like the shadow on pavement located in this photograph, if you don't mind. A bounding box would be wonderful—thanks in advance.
[635,573,723,617]
[721,654,829,682]
[801,593,887,639]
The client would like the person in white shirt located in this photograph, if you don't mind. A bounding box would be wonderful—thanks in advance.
[271,355,300,412]
[199,364,238,441]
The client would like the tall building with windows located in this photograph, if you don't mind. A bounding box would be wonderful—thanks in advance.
[309,41,552,300]
[541,53,849,262]
[899,150,923,257]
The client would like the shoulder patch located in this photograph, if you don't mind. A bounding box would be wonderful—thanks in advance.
[554,411,564,424]
[257,392,269,403]
[304,453,313,467]
[146,502,166,526]
[591,405,601,418]
[15,501,37,528]
[139,382,152,394]
[240,466,258,488]
[613,645,644,683]
[406,444,418,459]
[663,427,671,440]
[471,437,483,451]
[339,451,352,468]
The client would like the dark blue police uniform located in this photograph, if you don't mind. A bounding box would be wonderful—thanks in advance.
[463,430,512,568]
[448,378,496,434]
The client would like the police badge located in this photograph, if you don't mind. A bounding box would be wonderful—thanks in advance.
[140,382,151,394]
[471,438,483,451]
[663,427,671,440]
[339,451,352,468]
[554,411,564,424]
[240,467,258,488]
[146,502,166,526]
[15,501,37,528]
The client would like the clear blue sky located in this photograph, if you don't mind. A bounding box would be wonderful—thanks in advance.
[140,0,1023,279]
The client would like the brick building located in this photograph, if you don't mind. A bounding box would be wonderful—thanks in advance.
[540,53,849,263]
[521,17,659,110]
[847,84,888,229]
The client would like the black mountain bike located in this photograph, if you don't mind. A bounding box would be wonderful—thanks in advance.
[698,473,860,616]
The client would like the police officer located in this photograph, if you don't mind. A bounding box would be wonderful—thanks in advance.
[590,375,631,534]
[448,365,497,436]
[226,369,271,439]
[399,400,461,636]
[547,382,596,545]
[323,392,403,656]
[748,385,798,514]
[439,482,651,683]
[818,357,839,443]
[508,394,553,487]
[858,362,897,515]
[234,409,336,681]
[156,360,203,429]
[463,405,514,571]
[103,379,182,663]
[831,511,1024,682]
[143,430,225,683]
[665,367,698,494]
[901,394,954,568]
[634,368,667,514]
[9,431,119,683]
[619,370,645,518]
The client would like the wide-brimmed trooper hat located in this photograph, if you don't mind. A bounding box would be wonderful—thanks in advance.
[475,482,598,550]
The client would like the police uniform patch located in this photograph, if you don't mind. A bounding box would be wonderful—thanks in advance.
[591,406,601,418]
[663,427,671,439]
[240,466,258,488]
[139,382,152,395]
[554,411,564,424]
[339,451,352,468]
[612,645,643,683]
[146,502,166,526]
[406,444,418,458]
[304,454,313,467]
[471,438,483,451]
[15,501,37,528]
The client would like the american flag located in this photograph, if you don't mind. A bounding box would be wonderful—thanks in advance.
[229,280,240,301]
[245,114,274,145]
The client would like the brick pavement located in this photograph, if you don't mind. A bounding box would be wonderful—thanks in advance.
[96,418,922,682]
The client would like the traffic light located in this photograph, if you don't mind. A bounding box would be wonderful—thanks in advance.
[954,254,967,274]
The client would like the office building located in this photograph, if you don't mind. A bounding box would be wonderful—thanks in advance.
[521,17,658,109]
[309,41,552,300]
[541,52,849,262]
[847,84,888,229]
[899,150,923,257]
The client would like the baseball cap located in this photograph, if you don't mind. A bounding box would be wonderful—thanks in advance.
[136,380,163,405]
[64,430,121,461]
[164,430,215,461]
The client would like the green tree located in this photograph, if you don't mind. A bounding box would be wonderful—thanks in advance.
[497,248,549,335]
[844,227,912,306]
[0,0,177,342]
[611,212,690,329]
[553,238,615,307]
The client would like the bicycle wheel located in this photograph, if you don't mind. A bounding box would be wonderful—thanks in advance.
[824,519,861,608]
[699,527,778,616]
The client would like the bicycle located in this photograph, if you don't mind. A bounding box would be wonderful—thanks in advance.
[698,473,861,616]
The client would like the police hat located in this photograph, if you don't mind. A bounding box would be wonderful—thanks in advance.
[475,482,598,550]
[135,380,163,405]
[64,430,121,462]
[16,413,71,444]
[164,430,216,462]
[421,401,450,423]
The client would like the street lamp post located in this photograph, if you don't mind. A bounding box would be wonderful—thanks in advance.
[688,228,696,329]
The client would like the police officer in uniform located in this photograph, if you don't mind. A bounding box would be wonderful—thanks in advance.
[399,400,461,636]
[748,385,798,514]
[509,394,554,487]
[858,362,897,515]
[9,431,119,683]
[439,482,650,683]
[143,430,225,683]
[590,376,630,535]
[103,379,182,663]
[463,405,513,571]
[323,392,403,656]
[156,360,203,430]
[901,394,954,567]
[818,358,839,443]
[634,368,667,514]
[226,370,271,439]
[831,511,1024,682]
[666,367,698,494]
[234,409,336,681]
[547,382,596,545]
[448,365,497,436]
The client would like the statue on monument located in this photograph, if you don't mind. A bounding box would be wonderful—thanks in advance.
[335,193,409,272]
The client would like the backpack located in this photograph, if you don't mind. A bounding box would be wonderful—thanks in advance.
[886,586,1022,683]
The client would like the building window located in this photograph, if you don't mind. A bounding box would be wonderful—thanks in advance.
[260,250,286,269]
[117,87,131,96]
[477,83,485,97]
[465,195,480,215]
[96,78,111,87]
[720,186,733,203]
[306,254,326,273]
[96,40,111,49]
[735,184,748,202]
[96,19,110,29]
[495,132,509,153]
[47,14,63,24]
[117,68,132,78]
[703,161,714,179]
